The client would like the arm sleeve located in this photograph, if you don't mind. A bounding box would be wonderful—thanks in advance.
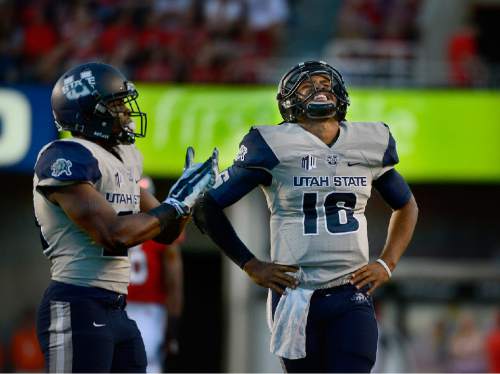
[193,193,255,269]
[210,165,271,208]
[373,169,412,210]
[191,126,278,268]
[35,141,101,188]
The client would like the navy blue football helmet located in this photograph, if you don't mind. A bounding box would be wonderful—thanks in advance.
[51,62,147,144]
[277,60,350,122]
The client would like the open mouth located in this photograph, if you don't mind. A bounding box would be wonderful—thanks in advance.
[122,120,136,132]
[311,93,332,103]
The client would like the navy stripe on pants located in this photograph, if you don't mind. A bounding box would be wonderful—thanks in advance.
[37,281,147,373]
[272,284,378,373]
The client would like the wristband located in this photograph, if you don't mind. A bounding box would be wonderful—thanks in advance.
[376,258,392,278]
[145,203,178,231]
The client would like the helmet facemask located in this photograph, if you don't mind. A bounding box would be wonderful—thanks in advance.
[87,80,146,145]
[92,86,147,145]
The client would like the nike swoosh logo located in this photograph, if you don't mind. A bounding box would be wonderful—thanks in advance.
[347,162,361,166]
[93,322,106,327]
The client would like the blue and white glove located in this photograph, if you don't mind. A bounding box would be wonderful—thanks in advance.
[165,146,219,217]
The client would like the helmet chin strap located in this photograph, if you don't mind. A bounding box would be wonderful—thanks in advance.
[305,102,337,119]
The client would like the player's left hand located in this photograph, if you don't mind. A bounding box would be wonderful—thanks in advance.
[350,262,391,295]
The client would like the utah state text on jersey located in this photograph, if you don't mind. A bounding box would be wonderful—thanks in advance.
[293,175,368,187]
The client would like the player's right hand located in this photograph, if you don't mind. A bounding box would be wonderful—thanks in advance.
[165,147,219,216]
[243,258,299,295]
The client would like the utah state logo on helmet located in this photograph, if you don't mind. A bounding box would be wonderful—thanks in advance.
[51,62,147,145]
[276,60,350,122]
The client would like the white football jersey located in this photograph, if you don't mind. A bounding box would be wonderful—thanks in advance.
[234,121,399,288]
[33,138,143,294]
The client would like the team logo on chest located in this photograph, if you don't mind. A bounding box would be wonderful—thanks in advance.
[51,158,72,177]
[301,154,317,171]
[326,154,338,166]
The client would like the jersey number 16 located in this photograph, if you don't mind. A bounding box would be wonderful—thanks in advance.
[302,192,359,235]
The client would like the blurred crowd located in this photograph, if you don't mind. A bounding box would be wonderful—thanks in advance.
[0,0,289,84]
[323,0,499,87]
[375,306,500,373]
[335,0,421,41]
[322,0,422,86]
[1,0,499,87]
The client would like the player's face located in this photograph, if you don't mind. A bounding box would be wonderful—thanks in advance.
[107,98,134,133]
[296,74,337,105]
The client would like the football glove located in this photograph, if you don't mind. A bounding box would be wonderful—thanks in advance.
[165,146,218,216]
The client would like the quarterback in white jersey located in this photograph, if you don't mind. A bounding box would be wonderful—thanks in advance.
[34,62,218,373]
[195,61,418,373]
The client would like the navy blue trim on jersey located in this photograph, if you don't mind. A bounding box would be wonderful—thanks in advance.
[382,131,399,167]
[193,194,255,269]
[234,128,280,170]
[35,141,101,183]
[209,165,271,208]
[373,169,412,209]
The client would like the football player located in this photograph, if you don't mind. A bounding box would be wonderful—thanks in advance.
[194,60,418,372]
[127,176,184,373]
[34,62,218,373]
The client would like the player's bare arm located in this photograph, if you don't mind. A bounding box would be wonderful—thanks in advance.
[139,185,161,211]
[351,194,418,294]
[44,183,165,253]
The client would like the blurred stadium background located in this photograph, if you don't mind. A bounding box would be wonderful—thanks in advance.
[1,0,500,372]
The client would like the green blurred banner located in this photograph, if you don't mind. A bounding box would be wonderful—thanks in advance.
[136,85,500,182]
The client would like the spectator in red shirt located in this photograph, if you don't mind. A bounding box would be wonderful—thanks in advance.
[448,22,487,86]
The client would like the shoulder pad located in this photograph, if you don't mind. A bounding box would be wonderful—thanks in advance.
[35,140,101,185]
[348,121,399,167]
[233,127,280,171]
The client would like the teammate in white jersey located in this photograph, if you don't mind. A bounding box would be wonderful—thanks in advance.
[194,60,418,372]
[34,62,218,373]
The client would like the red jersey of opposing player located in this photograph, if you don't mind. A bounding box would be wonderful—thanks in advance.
[128,234,185,303]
